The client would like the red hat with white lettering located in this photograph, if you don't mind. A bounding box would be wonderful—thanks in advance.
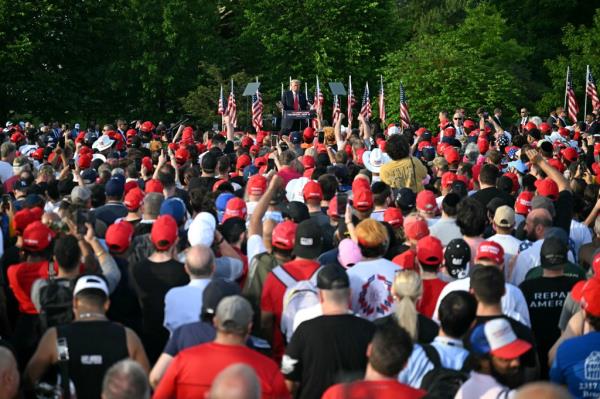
[303,181,323,201]
[247,175,267,196]
[416,190,437,213]
[222,197,247,222]
[271,220,297,250]
[124,187,145,211]
[22,221,56,252]
[475,241,505,266]
[515,191,534,215]
[535,178,559,201]
[383,207,404,229]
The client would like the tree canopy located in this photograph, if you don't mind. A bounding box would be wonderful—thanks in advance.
[0,0,597,129]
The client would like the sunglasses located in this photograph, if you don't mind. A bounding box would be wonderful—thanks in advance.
[454,118,462,120]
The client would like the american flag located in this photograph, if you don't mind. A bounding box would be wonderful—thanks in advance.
[347,76,356,126]
[379,76,386,123]
[332,95,341,125]
[587,67,599,111]
[314,76,324,113]
[227,80,237,127]
[566,67,579,123]
[251,90,263,131]
[399,82,411,128]
[359,82,371,121]
[217,85,226,115]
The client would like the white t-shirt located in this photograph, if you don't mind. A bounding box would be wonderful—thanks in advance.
[487,233,521,282]
[455,371,511,399]
[347,258,400,321]
[0,161,13,183]
[430,217,463,246]
[570,219,592,260]
[512,239,575,286]
[432,276,531,327]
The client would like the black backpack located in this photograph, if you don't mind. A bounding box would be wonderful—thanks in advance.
[420,344,472,399]
[38,262,74,331]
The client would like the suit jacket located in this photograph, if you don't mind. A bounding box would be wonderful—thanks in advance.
[282,90,308,112]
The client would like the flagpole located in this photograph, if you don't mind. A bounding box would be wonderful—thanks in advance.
[348,75,352,128]
[305,82,308,101]
[585,65,589,117]
[220,85,224,131]
[400,81,404,134]
[564,66,569,110]
[380,74,384,124]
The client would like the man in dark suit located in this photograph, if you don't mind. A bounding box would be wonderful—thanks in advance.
[281,79,309,133]
[492,107,503,129]
[518,108,529,133]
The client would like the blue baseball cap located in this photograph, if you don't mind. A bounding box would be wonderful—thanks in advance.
[105,176,125,197]
[160,197,186,225]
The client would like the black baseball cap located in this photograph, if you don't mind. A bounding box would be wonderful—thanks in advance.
[279,201,310,223]
[293,219,323,259]
[396,188,416,214]
[317,264,349,290]
[201,278,240,320]
[540,236,568,269]
[444,238,471,279]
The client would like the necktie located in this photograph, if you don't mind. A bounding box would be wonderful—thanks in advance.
[293,93,299,111]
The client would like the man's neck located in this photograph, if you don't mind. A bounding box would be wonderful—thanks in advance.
[479,183,494,189]
[542,268,564,278]
[421,271,438,280]
[441,212,454,220]
[214,332,246,346]
[149,252,173,262]
[57,269,79,280]
[321,302,349,316]
[307,205,321,213]
[201,171,214,177]
[364,364,396,382]
[477,303,503,317]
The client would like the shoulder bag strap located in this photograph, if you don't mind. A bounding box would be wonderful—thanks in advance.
[271,266,297,288]
[56,332,71,399]
[421,344,442,368]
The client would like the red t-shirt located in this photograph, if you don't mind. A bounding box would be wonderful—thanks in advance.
[277,166,301,185]
[322,380,426,399]
[153,342,290,399]
[260,258,321,360]
[417,278,447,318]
[7,260,57,314]
[233,246,249,288]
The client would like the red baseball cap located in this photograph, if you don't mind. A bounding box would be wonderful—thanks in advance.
[236,154,251,170]
[503,172,519,192]
[303,181,323,201]
[558,127,570,138]
[124,187,145,211]
[303,127,316,141]
[302,155,316,169]
[105,220,134,254]
[271,220,297,250]
[352,177,371,193]
[539,122,552,133]
[444,148,460,165]
[78,153,92,169]
[175,147,190,164]
[547,158,565,173]
[403,214,429,241]
[142,156,154,173]
[561,147,578,162]
[444,127,456,138]
[32,148,44,161]
[241,136,254,148]
[475,241,505,265]
[392,250,416,270]
[145,179,164,194]
[417,236,443,266]
[441,172,458,189]
[416,190,437,212]
[353,189,374,212]
[463,119,476,129]
[13,208,43,236]
[383,207,403,229]
[515,191,534,215]
[222,197,247,222]
[140,121,155,133]
[249,145,260,156]
[327,196,339,219]
[477,138,489,154]
[247,175,267,196]
[22,221,55,252]
[535,178,559,201]
[10,132,25,143]
[580,277,600,317]
[254,156,267,167]
[525,122,537,132]
[151,215,178,250]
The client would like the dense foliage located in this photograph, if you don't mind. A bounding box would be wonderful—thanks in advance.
[0,0,598,130]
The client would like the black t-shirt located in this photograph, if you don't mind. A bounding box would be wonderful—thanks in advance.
[374,313,439,344]
[470,315,538,369]
[129,258,188,362]
[519,275,581,377]
[94,202,128,226]
[471,187,514,209]
[282,314,375,399]
[106,257,142,334]
[196,176,219,191]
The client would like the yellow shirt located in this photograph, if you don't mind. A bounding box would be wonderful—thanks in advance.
[380,156,428,191]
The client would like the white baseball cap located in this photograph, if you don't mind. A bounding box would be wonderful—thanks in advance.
[73,275,109,296]
[470,318,532,359]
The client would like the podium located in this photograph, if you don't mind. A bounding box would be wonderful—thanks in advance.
[281,110,316,133]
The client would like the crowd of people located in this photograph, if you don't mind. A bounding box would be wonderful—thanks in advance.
[0,98,599,399]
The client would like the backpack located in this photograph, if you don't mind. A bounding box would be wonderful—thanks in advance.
[272,266,321,343]
[419,344,472,399]
[38,262,74,331]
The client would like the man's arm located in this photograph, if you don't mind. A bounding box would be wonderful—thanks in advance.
[125,327,150,373]
[24,328,58,390]
[525,149,570,192]
[248,175,283,238]
[149,353,174,388]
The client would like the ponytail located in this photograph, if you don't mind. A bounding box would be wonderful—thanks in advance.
[392,270,423,341]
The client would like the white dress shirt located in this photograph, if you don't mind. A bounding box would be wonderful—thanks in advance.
[164,278,211,334]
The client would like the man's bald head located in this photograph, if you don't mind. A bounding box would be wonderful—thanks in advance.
[514,382,571,399]
[185,245,215,278]
[527,208,552,224]
[525,208,553,241]
[208,364,260,399]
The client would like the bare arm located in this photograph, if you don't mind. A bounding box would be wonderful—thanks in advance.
[526,149,571,192]
[152,150,168,181]
[149,353,174,388]
[126,327,150,373]
[285,380,299,396]
[171,124,185,144]
[584,198,600,227]
[248,175,283,237]
[215,229,241,260]
[24,328,58,389]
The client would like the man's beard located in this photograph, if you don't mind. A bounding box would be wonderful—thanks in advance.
[490,361,523,389]
[526,229,538,243]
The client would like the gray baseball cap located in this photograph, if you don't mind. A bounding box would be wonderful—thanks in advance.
[215,295,253,334]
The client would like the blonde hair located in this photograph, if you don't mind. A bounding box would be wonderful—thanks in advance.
[392,270,423,340]
[355,219,388,248]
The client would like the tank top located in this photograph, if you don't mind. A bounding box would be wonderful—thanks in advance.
[56,320,129,399]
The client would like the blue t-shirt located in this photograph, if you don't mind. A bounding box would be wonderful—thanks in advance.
[163,321,216,356]
[550,332,600,398]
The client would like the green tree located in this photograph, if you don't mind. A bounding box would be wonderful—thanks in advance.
[382,3,532,128]
[538,9,600,118]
